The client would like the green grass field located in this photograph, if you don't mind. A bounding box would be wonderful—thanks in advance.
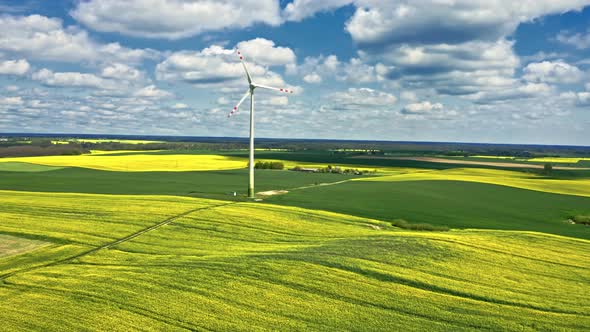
[0,167,356,200]
[266,180,590,240]
[0,162,65,172]
[0,191,589,331]
[1,150,590,330]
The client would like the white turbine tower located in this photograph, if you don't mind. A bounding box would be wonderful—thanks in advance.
[227,50,295,198]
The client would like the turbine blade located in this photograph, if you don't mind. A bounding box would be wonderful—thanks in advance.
[236,50,252,84]
[253,83,294,94]
[227,89,251,118]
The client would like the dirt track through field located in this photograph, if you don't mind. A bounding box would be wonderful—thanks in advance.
[354,156,590,170]
[0,202,236,281]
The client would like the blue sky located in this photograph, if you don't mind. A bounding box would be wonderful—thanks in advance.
[0,0,589,145]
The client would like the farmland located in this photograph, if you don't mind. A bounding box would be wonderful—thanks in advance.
[1,147,589,331]
[358,167,590,197]
[1,191,589,331]
[267,180,590,239]
[0,164,356,200]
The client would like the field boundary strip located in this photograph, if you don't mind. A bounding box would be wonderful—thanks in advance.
[0,202,237,281]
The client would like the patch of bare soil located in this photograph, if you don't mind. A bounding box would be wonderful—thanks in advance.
[257,190,289,196]
[0,234,49,258]
[365,224,382,230]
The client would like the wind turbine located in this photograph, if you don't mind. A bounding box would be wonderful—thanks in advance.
[227,50,295,198]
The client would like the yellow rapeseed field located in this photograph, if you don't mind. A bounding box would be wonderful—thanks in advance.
[0,190,588,331]
[527,157,590,163]
[0,154,249,171]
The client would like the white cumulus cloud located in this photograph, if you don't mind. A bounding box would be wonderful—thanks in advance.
[284,1,590,101]
[401,101,458,120]
[260,96,289,106]
[0,59,30,76]
[236,38,296,66]
[402,101,443,115]
[556,29,590,49]
[0,96,24,105]
[156,41,299,93]
[293,54,386,84]
[523,61,584,84]
[0,14,157,64]
[283,0,353,22]
[328,88,397,108]
[101,63,145,82]
[345,1,590,47]
[303,73,322,84]
[32,68,112,89]
[71,0,281,40]
[134,85,173,99]
[465,83,553,104]
[171,103,188,109]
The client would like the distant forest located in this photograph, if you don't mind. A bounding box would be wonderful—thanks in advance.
[1,134,589,158]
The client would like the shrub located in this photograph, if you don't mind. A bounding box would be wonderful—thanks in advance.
[270,162,284,170]
[544,163,553,173]
[571,215,590,225]
[60,149,82,156]
[391,219,449,231]
[254,161,284,170]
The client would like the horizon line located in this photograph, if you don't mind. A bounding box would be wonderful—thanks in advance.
[1,132,589,148]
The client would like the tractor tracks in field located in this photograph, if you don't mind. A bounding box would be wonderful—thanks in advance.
[0,202,237,281]
[255,178,355,198]
[291,179,353,191]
